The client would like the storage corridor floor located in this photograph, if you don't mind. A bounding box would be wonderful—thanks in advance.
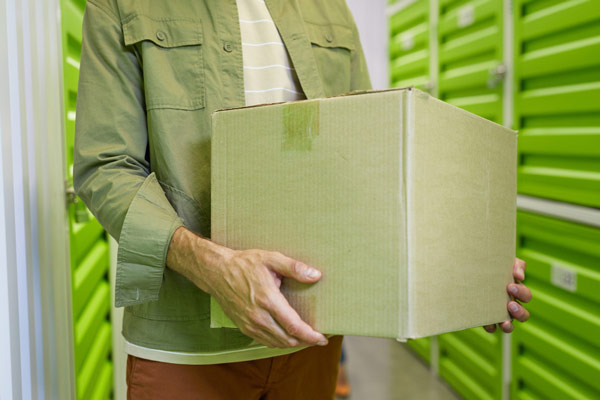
[338,337,459,400]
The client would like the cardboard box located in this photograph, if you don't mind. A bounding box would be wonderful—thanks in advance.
[210,88,516,340]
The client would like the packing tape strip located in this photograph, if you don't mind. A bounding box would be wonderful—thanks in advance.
[282,100,320,152]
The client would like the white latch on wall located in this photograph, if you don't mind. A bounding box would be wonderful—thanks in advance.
[457,4,475,28]
[402,32,415,51]
[551,263,578,292]
[65,184,77,206]
[65,182,90,223]
[488,63,507,88]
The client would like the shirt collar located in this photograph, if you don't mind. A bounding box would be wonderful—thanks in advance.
[264,0,326,99]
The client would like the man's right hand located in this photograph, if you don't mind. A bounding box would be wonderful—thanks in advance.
[166,227,328,349]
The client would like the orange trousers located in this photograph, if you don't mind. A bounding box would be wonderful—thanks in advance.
[126,336,343,400]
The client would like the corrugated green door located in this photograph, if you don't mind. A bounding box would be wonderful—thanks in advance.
[437,1,505,399]
[514,0,600,207]
[512,211,600,399]
[60,0,114,399]
[438,0,504,122]
[389,0,432,91]
[513,3,600,399]
[405,337,431,364]
[438,329,503,400]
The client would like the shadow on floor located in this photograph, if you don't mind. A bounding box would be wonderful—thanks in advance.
[336,336,459,400]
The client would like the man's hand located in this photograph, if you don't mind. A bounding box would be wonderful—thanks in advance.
[484,258,532,333]
[166,227,328,349]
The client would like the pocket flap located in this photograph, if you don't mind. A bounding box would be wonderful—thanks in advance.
[305,22,354,51]
[123,15,203,48]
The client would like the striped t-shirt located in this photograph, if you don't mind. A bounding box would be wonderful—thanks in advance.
[237,0,306,106]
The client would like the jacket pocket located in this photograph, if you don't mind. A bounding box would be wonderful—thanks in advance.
[305,22,355,97]
[123,15,205,110]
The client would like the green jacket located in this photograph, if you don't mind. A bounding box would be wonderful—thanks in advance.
[74,0,372,352]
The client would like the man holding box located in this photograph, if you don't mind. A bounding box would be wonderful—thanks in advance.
[74,0,531,398]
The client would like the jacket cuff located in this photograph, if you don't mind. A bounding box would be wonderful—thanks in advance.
[115,173,183,307]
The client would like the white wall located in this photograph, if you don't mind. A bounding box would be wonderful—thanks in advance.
[346,0,389,90]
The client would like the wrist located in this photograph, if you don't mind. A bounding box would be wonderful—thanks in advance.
[166,226,186,269]
[166,226,234,294]
[194,238,234,294]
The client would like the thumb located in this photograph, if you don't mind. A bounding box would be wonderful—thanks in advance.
[268,252,321,283]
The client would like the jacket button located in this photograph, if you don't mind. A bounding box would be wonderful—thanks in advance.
[325,33,333,42]
[156,31,166,41]
[223,42,233,52]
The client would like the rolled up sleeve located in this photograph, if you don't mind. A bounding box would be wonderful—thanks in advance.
[73,0,183,307]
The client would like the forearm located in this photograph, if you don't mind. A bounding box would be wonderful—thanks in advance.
[167,227,327,348]
[166,227,232,294]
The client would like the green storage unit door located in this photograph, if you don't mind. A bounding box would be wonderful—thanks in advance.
[514,0,600,207]
[439,329,503,400]
[406,337,431,364]
[438,0,504,122]
[513,211,600,400]
[436,2,505,399]
[389,0,431,91]
[60,0,113,398]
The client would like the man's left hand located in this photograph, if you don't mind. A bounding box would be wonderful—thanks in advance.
[484,258,532,334]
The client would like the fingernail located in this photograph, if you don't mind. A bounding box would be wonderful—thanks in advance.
[317,340,328,346]
[305,268,320,279]
[509,303,519,313]
[509,285,518,295]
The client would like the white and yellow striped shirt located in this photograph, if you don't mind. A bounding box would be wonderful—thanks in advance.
[237,0,306,106]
